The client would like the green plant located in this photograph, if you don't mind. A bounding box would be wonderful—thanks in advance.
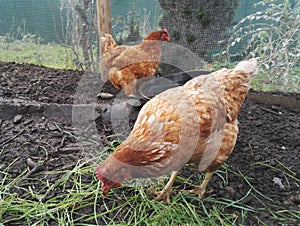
[226,0,300,92]
[51,0,99,70]
[197,7,211,27]
[186,34,195,42]
[125,0,141,42]
[158,0,239,61]
[182,5,192,15]
[172,30,180,41]
[0,30,78,70]
[112,0,162,45]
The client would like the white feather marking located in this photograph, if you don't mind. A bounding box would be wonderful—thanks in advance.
[159,144,165,150]
[151,155,162,161]
[148,114,155,125]
[140,116,148,125]
[158,150,166,155]
[165,121,175,125]
[156,122,163,131]
[171,144,178,150]
[150,149,159,154]
[157,152,166,158]
[151,142,160,146]
[227,114,232,121]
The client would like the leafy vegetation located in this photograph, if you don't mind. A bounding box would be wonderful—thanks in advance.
[158,0,239,61]
[225,0,300,93]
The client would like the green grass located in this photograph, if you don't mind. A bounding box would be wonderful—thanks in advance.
[1,148,299,225]
[0,38,76,70]
[0,165,244,225]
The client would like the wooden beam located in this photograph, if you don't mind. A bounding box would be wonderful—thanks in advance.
[96,0,112,57]
[96,0,112,81]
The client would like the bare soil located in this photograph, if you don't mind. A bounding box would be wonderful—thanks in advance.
[0,62,299,225]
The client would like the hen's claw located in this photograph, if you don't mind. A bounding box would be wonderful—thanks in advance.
[180,186,213,199]
[181,172,214,199]
[152,171,179,203]
[153,188,173,203]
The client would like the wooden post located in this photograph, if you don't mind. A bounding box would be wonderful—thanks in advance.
[96,0,112,57]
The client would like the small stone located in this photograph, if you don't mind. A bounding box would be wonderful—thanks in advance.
[273,177,285,189]
[97,92,114,99]
[1,81,8,86]
[13,115,23,124]
[254,154,262,161]
[293,194,300,204]
[236,183,244,189]
[242,146,251,152]
[47,123,58,131]
[224,186,236,196]
[23,119,33,126]
[127,99,142,107]
[283,200,290,205]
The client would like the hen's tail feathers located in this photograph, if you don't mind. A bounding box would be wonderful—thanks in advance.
[234,58,258,78]
[101,34,117,51]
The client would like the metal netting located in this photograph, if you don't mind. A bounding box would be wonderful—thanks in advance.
[0,0,299,92]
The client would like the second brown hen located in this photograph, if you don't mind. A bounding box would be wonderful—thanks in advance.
[95,59,258,202]
[101,29,170,96]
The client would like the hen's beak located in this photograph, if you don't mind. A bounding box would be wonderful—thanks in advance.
[101,183,111,196]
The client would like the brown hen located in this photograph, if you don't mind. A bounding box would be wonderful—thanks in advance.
[101,29,170,96]
[95,59,258,202]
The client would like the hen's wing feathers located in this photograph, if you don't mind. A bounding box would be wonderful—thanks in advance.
[102,45,127,68]
[120,74,229,173]
[109,43,161,70]
[111,60,257,171]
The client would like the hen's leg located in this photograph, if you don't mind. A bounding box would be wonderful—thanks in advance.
[154,171,179,203]
[182,171,214,199]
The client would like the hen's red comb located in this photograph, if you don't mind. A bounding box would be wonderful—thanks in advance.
[163,29,169,36]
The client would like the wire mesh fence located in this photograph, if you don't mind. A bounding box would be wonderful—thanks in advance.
[0,0,299,92]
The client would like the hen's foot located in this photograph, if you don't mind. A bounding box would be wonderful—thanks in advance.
[152,171,179,203]
[181,186,213,199]
[181,171,214,199]
[152,188,174,203]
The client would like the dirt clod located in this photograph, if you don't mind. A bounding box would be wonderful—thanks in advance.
[13,114,23,124]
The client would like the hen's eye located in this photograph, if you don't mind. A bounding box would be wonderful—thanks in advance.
[161,34,167,40]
